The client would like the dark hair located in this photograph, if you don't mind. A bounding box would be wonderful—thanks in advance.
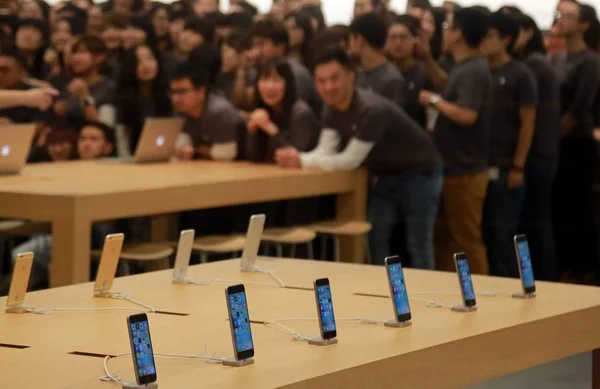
[118,43,172,152]
[307,25,350,70]
[409,0,432,10]
[584,16,600,50]
[56,16,87,37]
[430,7,446,58]
[453,7,490,49]
[579,2,598,22]
[169,9,190,22]
[223,28,252,52]
[285,11,314,65]
[471,5,491,15]
[15,18,48,79]
[224,12,254,29]
[313,44,355,72]
[103,11,129,29]
[0,14,18,37]
[184,16,215,44]
[128,15,156,45]
[515,13,546,56]
[391,14,420,37]
[300,4,326,32]
[188,43,221,86]
[255,59,297,130]
[55,2,87,21]
[17,18,49,43]
[489,11,520,54]
[498,5,524,15]
[237,1,258,16]
[81,121,117,146]
[0,43,28,68]
[204,11,226,27]
[171,61,210,89]
[73,34,107,55]
[252,18,289,51]
[350,12,388,49]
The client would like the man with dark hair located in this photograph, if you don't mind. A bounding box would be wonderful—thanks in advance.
[250,17,321,114]
[418,7,492,274]
[386,14,432,127]
[0,45,50,123]
[553,0,600,281]
[276,46,443,270]
[177,16,215,60]
[480,12,538,277]
[350,12,405,107]
[171,62,242,161]
[217,29,254,105]
[78,120,116,159]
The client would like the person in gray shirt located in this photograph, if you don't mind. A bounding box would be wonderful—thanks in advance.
[418,7,492,275]
[276,46,442,270]
[480,12,538,278]
[350,12,406,108]
[170,63,243,161]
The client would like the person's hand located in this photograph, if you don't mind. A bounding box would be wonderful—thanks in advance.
[508,168,525,189]
[240,48,258,70]
[176,145,194,161]
[22,88,59,110]
[275,147,302,169]
[249,108,271,131]
[414,34,432,59]
[35,126,51,146]
[418,90,436,107]
[68,78,90,100]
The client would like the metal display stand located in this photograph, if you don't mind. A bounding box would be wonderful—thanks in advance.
[384,320,412,328]
[222,358,255,367]
[121,382,158,389]
[451,305,478,312]
[512,292,536,299]
[308,338,338,346]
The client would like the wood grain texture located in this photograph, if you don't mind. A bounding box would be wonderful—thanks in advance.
[0,259,599,388]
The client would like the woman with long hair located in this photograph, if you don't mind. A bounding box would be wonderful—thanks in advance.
[14,18,48,79]
[514,13,561,282]
[117,43,172,153]
[284,11,314,67]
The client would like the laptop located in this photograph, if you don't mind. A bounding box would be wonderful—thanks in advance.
[240,214,266,270]
[121,118,184,163]
[93,233,125,296]
[6,252,34,313]
[172,229,195,283]
[0,124,36,174]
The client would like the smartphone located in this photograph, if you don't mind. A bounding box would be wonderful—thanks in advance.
[453,253,477,308]
[240,214,265,270]
[314,278,337,340]
[514,235,536,294]
[172,229,195,282]
[7,252,34,310]
[226,284,255,360]
[93,233,125,295]
[385,256,412,323]
[127,313,157,385]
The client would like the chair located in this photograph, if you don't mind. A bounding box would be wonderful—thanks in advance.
[0,220,51,275]
[261,227,316,259]
[310,220,372,262]
[92,242,174,275]
[191,235,247,263]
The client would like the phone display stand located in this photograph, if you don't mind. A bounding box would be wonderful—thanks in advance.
[171,278,186,285]
[121,382,158,389]
[222,358,255,367]
[5,307,29,314]
[308,338,338,346]
[451,305,478,313]
[512,292,536,299]
[94,292,112,298]
[384,320,412,328]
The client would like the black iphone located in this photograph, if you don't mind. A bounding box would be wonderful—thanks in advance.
[514,234,536,294]
[454,253,477,308]
[127,313,157,385]
[314,278,337,340]
[385,256,412,323]
[226,284,255,361]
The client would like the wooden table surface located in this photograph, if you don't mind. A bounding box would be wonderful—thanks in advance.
[1,258,600,389]
[0,161,367,287]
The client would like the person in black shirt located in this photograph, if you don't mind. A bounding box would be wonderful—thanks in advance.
[350,12,405,107]
[277,46,442,269]
[386,14,432,128]
[514,13,562,281]
[418,7,492,274]
[480,12,538,278]
[553,0,600,281]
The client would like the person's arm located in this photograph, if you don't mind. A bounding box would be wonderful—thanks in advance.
[513,107,536,168]
[196,109,240,161]
[301,137,374,170]
[432,98,477,127]
[300,128,340,162]
[0,88,58,110]
[98,104,116,127]
[422,51,448,92]
[561,57,600,137]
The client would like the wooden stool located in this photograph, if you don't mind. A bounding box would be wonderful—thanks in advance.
[261,227,316,259]
[310,221,372,262]
[0,220,51,275]
[192,235,246,263]
[92,243,174,275]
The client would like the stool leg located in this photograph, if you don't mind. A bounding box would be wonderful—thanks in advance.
[290,244,297,258]
[163,258,170,269]
[364,235,371,264]
[334,237,341,262]
[200,252,208,264]
[320,236,327,261]
[275,244,283,258]
[307,243,314,260]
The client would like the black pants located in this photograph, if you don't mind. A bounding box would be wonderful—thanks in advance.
[552,136,598,276]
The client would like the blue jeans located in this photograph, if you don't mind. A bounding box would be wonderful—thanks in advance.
[483,168,526,278]
[520,158,558,281]
[368,166,443,269]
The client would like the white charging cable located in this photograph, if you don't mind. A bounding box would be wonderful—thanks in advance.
[175,276,282,289]
[109,292,156,313]
[242,265,286,288]
[24,292,156,315]
[263,316,388,342]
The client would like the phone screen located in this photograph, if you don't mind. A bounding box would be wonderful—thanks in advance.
[388,262,411,319]
[316,282,336,338]
[516,238,536,292]
[456,257,476,306]
[129,319,156,383]
[228,291,254,355]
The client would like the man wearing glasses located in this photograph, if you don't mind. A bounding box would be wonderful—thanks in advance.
[418,7,492,275]
[552,0,600,282]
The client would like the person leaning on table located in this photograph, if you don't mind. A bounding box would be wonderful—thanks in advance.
[275,45,443,271]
